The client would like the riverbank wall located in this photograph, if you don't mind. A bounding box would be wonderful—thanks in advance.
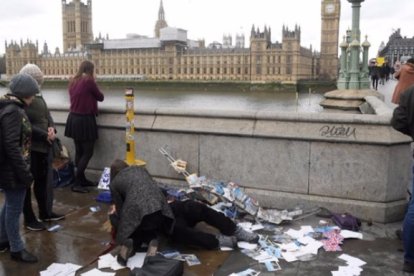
[49,97,411,223]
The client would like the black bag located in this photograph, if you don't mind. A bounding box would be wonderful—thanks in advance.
[130,254,183,276]
[331,213,361,231]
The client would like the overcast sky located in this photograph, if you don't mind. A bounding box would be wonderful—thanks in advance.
[1,0,413,58]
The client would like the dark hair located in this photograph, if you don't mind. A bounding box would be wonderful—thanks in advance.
[69,60,95,87]
[407,58,414,65]
[110,159,129,181]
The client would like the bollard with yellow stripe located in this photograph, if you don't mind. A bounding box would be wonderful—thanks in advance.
[125,88,146,166]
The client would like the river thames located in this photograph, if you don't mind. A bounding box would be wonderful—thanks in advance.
[0,86,325,113]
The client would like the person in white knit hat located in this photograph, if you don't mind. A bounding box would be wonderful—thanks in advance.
[19,64,65,231]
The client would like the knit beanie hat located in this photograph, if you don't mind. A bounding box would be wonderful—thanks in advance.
[19,63,44,86]
[9,73,40,98]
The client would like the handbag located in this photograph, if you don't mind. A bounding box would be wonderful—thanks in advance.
[130,254,183,276]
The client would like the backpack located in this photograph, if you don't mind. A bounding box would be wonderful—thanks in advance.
[52,138,74,187]
[52,159,75,188]
[331,213,361,231]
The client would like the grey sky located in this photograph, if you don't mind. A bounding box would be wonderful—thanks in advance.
[1,0,413,58]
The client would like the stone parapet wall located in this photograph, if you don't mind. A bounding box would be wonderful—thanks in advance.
[50,102,411,223]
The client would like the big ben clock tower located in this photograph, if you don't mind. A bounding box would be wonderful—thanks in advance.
[320,0,341,80]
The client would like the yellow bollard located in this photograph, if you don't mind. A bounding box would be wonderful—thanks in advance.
[125,88,146,166]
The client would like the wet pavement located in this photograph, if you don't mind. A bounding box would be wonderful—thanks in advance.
[0,185,410,276]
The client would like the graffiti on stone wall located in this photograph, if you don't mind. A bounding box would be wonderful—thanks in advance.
[319,125,356,139]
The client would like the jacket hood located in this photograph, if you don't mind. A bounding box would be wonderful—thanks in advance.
[0,94,25,109]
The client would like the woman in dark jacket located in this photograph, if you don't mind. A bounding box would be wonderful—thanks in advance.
[20,64,65,232]
[64,60,104,193]
[0,73,39,263]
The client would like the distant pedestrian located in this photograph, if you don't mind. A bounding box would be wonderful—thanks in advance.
[391,58,414,104]
[64,60,104,193]
[19,64,65,232]
[0,73,39,263]
[369,64,380,90]
[391,85,414,273]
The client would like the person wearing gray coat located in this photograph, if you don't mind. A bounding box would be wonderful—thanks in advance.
[109,159,175,265]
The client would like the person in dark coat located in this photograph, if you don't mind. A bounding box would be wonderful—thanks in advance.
[0,73,39,263]
[109,159,259,266]
[109,159,175,265]
[19,64,65,232]
[391,85,414,273]
[64,60,104,193]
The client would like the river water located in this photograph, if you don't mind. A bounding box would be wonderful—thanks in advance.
[0,86,324,113]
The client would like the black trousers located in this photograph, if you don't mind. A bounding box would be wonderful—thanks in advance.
[129,211,166,250]
[169,200,237,250]
[74,140,95,186]
[23,151,49,222]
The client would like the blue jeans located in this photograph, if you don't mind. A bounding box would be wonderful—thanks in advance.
[404,197,414,263]
[0,188,27,252]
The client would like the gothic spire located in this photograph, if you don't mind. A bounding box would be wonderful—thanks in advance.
[159,0,165,21]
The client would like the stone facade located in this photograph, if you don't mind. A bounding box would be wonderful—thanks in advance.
[5,0,325,83]
[62,0,93,52]
[379,29,414,65]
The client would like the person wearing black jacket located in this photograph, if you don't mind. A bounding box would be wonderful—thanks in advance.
[391,85,414,273]
[0,73,39,263]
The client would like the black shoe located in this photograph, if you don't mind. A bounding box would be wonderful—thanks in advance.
[71,185,89,193]
[117,239,134,266]
[0,241,10,252]
[81,179,97,187]
[25,220,46,231]
[40,212,65,222]
[10,249,38,263]
[403,261,414,273]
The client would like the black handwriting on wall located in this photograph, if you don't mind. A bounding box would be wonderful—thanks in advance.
[319,125,356,139]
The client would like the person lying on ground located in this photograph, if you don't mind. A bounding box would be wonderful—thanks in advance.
[108,159,259,266]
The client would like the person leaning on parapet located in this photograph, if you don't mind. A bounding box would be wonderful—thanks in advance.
[109,159,259,266]
[19,64,65,232]
[391,85,414,273]
[64,60,104,193]
[0,73,40,263]
[391,58,414,104]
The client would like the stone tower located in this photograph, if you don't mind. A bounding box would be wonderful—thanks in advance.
[62,0,93,52]
[320,0,341,80]
[154,0,168,38]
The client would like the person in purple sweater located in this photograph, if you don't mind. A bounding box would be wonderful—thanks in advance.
[64,60,104,193]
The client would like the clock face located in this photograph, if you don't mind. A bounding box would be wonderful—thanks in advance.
[325,3,335,14]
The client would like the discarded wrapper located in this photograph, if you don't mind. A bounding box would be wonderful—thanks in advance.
[98,167,111,190]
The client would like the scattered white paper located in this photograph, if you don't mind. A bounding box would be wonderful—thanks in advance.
[280,242,300,252]
[81,268,115,276]
[338,254,366,267]
[126,252,146,270]
[40,262,82,276]
[237,241,258,250]
[281,251,298,262]
[340,230,363,240]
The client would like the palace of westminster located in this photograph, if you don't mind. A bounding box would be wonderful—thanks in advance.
[4,0,342,83]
